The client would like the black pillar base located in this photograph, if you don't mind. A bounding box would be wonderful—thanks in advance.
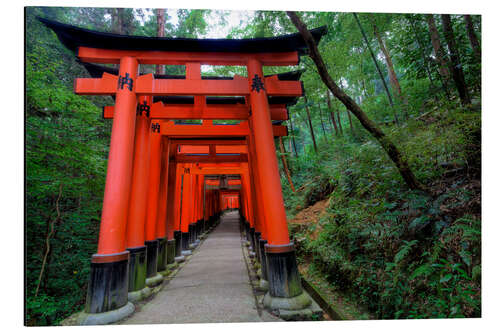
[166,239,175,265]
[196,219,202,237]
[249,227,256,251]
[157,237,167,272]
[245,222,250,241]
[126,246,147,293]
[181,232,190,250]
[259,239,269,281]
[203,219,207,233]
[265,243,303,298]
[254,232,262,263]
[173,231,182,257]
[145,240,159,278]
[188,224,195,244]
[85,251,129,313]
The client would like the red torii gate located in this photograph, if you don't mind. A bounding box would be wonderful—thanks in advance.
[40,17,326,324]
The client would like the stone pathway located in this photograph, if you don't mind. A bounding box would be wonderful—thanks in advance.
[121,211,281,324]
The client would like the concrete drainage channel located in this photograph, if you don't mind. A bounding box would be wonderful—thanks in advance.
[240,234,328,321]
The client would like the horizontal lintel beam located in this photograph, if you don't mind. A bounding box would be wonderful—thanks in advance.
[102,103,288,120]
[175,155,248,164]
[78,47,299,66]
[75,74,302,97]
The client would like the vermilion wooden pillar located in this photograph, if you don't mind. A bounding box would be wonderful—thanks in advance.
[86,56,138,315]
[173,163,184,259]
[144,123,163,286]
[246,125,266,262]
[165,152,178,264]
[156,138,170,273]
[125,95,152,301]
[180,165,192,252]
[189,174,199,246]
[247,58,308,307]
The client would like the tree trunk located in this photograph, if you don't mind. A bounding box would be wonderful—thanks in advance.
[304,95,318,152]
[289,115,299,158]
[35,184,63,297]
[327,91,339,135]
[279,137,295,192]
[407,15,438,98]
[346,109,355,135]
[287,11,426,191]
[110,8,125,34]
[441,14,471,106]
[336,107,343,135]
[156,9,166,75]
[464,15,481,61]
[373,22,408,118]
[353,13,399,124]
[318,102,327,137]
[426,14,451,99]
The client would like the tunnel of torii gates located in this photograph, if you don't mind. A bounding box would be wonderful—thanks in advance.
[39,17,327,323]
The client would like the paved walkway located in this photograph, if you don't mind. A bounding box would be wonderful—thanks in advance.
[122,211,280,324]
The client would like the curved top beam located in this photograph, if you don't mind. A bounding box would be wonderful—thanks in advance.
[39,17,327,55]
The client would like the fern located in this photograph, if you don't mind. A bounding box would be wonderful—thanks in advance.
[395,240,418,264]
[410,263,433,280]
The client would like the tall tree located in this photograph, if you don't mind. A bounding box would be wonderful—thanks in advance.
[372,20,408,118]
[156,9,166,75]
[278,137,295,192]
[303,95,318,152]
[441,14,471,106]
[318,102,328,137]
[353,13,398,124]
[336,104,343,135]
[464,15,481,61]
[326,91,339,136]
[426,14,452,99]
[407,15,438,98]
[289,115,299,158]
[287,11,425,191]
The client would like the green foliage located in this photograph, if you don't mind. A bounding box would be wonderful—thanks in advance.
[286,104,481,319]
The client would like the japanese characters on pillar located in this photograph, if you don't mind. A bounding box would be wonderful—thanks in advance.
[247,58,290,246]
[126,95,152,299]
[87,56,139,316]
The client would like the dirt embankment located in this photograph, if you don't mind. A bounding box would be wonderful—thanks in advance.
[289,198,330,240]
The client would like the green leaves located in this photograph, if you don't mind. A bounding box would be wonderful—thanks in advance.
[394,240,418,264]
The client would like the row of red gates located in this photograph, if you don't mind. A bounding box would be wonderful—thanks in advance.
[40,17,326,324]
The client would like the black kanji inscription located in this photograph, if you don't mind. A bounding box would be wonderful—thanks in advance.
[117,72,133,91]
[151,122,161,133]
[251,74,265,93]
[137,101,150,117]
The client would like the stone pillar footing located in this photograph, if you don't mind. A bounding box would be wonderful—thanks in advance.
[145,273,163,288]
[263,291,312,311]
[127,286,152,303]
[175,255,186,263]
[77,302,134,325]
[259,279,269,292]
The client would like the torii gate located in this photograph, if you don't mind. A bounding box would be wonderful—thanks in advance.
[40,17,326,324]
